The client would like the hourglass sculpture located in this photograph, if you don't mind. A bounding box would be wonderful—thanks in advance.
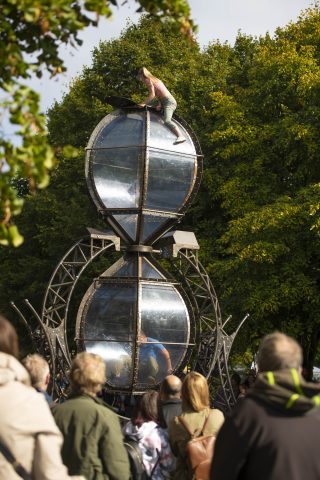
[12,98,248,406]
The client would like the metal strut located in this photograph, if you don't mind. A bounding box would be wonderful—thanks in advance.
[169,248,249,410]
[12,233,120,398]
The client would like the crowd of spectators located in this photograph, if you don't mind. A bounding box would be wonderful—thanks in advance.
[1,312,320,480]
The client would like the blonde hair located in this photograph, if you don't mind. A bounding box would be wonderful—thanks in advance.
[181,372,210,412]
[137,67,159,83]
[22,354,50,388]
[70,352,106,396]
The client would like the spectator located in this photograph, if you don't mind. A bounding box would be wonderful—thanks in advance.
[0,314,83,480]
[160,375,182,428]
[22,353,54,406]
[169,372,224,479]
[123,390,174,478]
[211,332,320,480]
[246,368,257,387]
[53,352,130,480]
[238,378,250,400]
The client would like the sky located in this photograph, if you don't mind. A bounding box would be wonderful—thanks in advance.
[6,0,314,131]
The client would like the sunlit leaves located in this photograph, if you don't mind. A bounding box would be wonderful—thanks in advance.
[0,0,194,246]
[202,7,320,370]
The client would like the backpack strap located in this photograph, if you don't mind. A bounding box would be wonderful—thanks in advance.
[149,448,160,478]
[0,441,32,480]
[178,410,213,439]
[200,410,213,435]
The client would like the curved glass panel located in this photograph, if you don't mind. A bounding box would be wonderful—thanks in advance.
[137,345,187,388]
[137,284,189,384]
[83,283,136,388]
[84,283,136,341]
[91,148,142,209]
[146,149,196,211]
[86,341,132,388]
[93,112,145,149]
[149,112,195,155]
[140,284,189,343]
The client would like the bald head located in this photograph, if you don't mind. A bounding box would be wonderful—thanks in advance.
[257,332,303,372]
[160,375,182,401]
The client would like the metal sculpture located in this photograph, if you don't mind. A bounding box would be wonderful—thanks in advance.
[12,98,248,408]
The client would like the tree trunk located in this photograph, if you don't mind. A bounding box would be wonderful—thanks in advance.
[301,328,320,381]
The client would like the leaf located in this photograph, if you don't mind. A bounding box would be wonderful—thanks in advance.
[7,225,24,247]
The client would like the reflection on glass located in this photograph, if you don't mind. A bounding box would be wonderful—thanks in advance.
[146,149,195,212]
[93,113,145,149]
[138,282,189,386]
[86,341,133,388]
[92,147,142,209]
[141,258,164,279]
[115,257,137,277]
[114,214,138,241]
[149,112,195,155]
[137,344,187,387]
[140,214,171,243]
[140,284,189,344]
[84,283,136,342]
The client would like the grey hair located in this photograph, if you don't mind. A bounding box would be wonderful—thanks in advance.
[257,332,303,372]
[70,352,106,395]
[22,354,50,388]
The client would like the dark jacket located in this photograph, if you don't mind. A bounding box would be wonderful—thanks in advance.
[211,369,320,480]
[53,394,130,480]
[161,398,182,428]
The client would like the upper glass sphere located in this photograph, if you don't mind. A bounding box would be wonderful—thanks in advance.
[85,107,201,245]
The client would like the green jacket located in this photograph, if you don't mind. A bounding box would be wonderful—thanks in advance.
[53,394,130,480]
[168,407,224,479]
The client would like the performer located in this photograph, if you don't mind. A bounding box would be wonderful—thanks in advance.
[137,67,186,144]
[138,331,173,382]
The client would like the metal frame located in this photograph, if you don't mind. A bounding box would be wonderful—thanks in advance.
[12,232,120,398]
[12,101,248,408]
[12,233,248,405]
[167,248,249,410]
[85,106,203,246]
[74,257,196,395]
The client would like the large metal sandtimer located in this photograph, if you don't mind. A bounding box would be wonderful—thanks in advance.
[77,101,201,392]
[13,98,247,407]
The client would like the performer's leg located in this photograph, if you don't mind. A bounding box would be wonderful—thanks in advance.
[162,97,186,144]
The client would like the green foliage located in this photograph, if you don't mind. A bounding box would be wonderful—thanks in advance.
[0,0,194,247]
[0,16,201,320]
[201,6,320,374]
[2,6,320,375]
[47,16,203,145]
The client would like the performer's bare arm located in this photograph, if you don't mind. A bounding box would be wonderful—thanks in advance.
[161,347,173,374]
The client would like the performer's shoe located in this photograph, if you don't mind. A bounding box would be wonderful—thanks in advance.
[174,136,186,144]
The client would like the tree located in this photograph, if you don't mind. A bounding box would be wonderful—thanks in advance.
[4,5,320,376]
[0,0,194,247]
[0,17,203,324]
[202,6,320,377]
